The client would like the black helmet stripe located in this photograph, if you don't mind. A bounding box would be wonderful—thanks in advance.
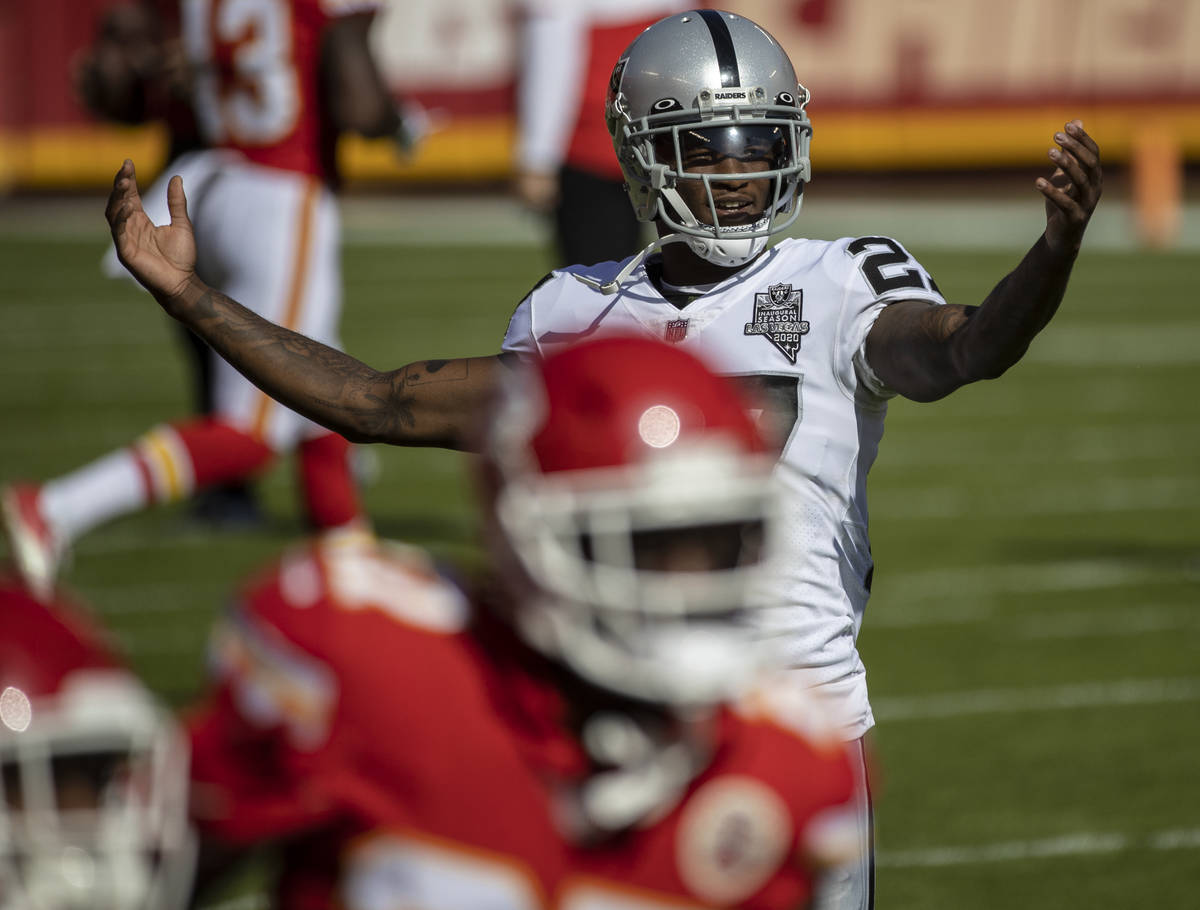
[697,9,740,87]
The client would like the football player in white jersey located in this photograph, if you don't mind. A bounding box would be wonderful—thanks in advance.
[101,9,1102,908]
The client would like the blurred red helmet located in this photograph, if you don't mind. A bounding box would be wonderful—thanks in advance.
[0,583,120,700]
[527,335,766,473]
[0,578,196,910]
[481,336,780,709]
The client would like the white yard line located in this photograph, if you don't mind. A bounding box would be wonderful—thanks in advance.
[873,677,1200,722]
[873,559,1181,611]
[879,827,1200,868]
[871,476,1199,520]
[870,601,1195,637]
[1012,605,1196,639]
[879,423,1200,467]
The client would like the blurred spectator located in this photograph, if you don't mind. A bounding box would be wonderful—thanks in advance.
[184,338,863,910]
[4,0,422,595]
[514,0,688,266]
[0,576,196,909]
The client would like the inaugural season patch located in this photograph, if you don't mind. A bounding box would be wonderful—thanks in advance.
[744,283,810,363]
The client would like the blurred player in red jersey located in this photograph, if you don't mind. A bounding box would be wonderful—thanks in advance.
[514,0,688,266]
[3,0,416,594]
[76,0,266,527]
[0,577,196,909]
[184,337,864,910]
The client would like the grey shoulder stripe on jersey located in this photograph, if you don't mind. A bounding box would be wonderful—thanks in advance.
[535,297,623,346]
[698,9,740,88]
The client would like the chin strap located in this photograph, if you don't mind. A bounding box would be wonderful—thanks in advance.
[571,180,785,295]
[570,232,688,296]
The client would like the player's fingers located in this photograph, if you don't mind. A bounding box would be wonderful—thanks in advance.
[1048,147,1087,193]
[1037,177,1085,222]
[166,175,191,227]
[1055,124,1100,173]
[1064,119,1101,159]
[1051,124,1102,208]
[105,160,141,232]
[1057,125,1103,212]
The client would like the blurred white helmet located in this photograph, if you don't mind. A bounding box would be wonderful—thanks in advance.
[0,582,196,910]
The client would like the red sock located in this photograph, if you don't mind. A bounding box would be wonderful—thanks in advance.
[297,433,364,530]
[172,417,275,491]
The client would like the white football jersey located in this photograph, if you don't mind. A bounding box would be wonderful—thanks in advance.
[502,236,946,739]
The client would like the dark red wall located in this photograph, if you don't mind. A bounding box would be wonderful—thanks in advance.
[0,0,122,128]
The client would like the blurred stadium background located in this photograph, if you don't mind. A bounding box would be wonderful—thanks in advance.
[2,1,1198,908]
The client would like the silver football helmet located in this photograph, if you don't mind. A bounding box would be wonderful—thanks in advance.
[606,10,812,270]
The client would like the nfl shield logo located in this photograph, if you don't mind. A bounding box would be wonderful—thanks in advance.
[664,319,689,344]
[743,283,810,363]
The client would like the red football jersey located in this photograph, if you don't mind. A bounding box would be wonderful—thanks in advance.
[179,0,380,181]
[186,539,860,910]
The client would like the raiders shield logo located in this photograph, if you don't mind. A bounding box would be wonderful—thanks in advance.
[664,318,689,344]
[744,283,810,363]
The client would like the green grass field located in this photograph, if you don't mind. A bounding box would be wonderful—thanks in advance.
[2,221,1197,908]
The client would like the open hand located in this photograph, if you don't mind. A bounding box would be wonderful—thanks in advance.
[105,159,196,306]
[1038,120,1103,256]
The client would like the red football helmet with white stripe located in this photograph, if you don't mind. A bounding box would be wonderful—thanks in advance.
[482,336,779,710]
[0,579,195,910]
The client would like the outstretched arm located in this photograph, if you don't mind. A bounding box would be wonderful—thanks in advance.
[105,159,504,449]
[865,120,1103,402]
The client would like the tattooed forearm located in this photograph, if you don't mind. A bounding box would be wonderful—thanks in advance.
[165,276,500,449]
[180,284,388,441]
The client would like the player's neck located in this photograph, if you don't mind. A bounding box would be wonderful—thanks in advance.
[655,227,758,287]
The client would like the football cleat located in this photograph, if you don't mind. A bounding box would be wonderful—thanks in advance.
[1,483,65,599]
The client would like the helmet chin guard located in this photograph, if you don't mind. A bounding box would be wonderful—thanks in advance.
[605,10,812,274]
[658,186,773,268]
